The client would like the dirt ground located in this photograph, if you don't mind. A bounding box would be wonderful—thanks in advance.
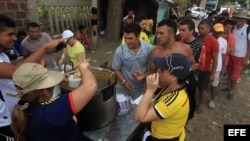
[185,75,250,141]
[54,36,250,141]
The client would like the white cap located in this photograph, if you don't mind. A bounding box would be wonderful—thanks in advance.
[62,30,74,39]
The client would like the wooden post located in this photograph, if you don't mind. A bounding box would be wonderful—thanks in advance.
[105,0,123,41]
[65,6,70,30]
[60,6,65,32]
[69,7,74,30]
[54,6,60,34]
[48,7,54,35]
[91,0,98,48]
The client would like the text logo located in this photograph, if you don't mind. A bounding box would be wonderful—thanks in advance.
[224,125,250,141]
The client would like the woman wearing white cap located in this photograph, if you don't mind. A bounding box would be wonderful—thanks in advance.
[58,30,86,71]
[9,62,97,141]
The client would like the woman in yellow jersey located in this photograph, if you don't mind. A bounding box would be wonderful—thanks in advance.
[135,53,191,141]
[58,30,86,71]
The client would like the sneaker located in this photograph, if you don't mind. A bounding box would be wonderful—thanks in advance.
[237,78,241,83]
[227,93,234,100]
[208,100,215,109]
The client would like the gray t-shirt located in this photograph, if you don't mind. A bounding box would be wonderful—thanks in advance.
[112,41,153,99]
[21,32,57,69]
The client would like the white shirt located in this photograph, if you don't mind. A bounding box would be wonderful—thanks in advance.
[0,53,19,114]
[0,100,11,127]
[0,52,19,127]
[216,37,227,71]
[232,24,250,57]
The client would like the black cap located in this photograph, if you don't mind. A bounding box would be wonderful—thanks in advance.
[153,53,191,79]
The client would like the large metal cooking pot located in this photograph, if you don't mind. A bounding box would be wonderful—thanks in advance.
[60,66,117,131]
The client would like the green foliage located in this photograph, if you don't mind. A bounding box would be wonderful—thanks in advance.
[218,0,248,10]
[37,6,48,18]
[218,0,248,6]
[232,0,248,4]
[184,0,248,10]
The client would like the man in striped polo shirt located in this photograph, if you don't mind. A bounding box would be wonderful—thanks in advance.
[178,18,206,80]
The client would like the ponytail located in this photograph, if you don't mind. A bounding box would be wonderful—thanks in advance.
[11,90,40,141]
[11,103,28,141]
[185,71,197,120]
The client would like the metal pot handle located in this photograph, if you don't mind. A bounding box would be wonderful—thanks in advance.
[89,66,117,86]
[64,61,74,73]
[108,72,117,86]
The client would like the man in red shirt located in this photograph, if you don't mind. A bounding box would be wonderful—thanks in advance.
[197,21,219,114]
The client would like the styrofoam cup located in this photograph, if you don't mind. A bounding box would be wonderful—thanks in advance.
[68,75,81,88]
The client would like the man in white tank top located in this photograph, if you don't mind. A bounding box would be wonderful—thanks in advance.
[227,11,250,100]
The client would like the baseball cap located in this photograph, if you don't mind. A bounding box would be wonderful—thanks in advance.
[213,23,224,32]
[62,30,74,39]
[153,53,191,79]
[10,63,63,97]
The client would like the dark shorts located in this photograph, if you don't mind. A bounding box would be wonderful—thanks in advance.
[197,71,210,92]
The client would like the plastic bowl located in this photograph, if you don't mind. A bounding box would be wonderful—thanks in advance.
[68,75,81,88]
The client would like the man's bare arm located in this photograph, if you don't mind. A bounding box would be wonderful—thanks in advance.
[211,53,218,78]
[185,45,197,71]
[0,39,64,79]
[244,40,250,65]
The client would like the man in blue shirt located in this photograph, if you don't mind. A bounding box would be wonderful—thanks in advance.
[112,23,153,100]
[13,30,27,55]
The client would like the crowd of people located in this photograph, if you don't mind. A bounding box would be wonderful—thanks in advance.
[114,9,250,141]
[0,14,97,141]
[0,6,250,141]
[3,22,93,71]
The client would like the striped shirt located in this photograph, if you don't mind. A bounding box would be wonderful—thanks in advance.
[180,38,206,79]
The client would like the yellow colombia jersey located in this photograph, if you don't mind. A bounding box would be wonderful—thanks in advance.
[121,31,150,44]
[151,88,189,141]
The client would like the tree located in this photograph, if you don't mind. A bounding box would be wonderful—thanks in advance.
[105,0,124,41]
